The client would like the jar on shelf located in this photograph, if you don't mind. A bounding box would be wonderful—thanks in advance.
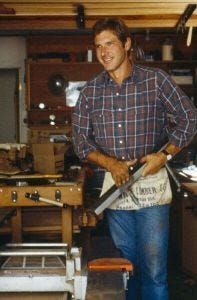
[87,48,93,62]
[162,39,173,61]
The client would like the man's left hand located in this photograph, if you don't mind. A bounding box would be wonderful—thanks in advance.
[140,152,167,177]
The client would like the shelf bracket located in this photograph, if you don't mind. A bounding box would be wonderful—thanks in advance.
[176,4,196,33]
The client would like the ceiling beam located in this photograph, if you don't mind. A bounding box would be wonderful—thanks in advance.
[2,0,197,3]
[0,1,197,33]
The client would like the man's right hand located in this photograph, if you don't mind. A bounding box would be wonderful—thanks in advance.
[107,158,137,186]
[86,150,137,186]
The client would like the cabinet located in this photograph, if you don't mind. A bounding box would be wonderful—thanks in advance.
[181,183,197,276]
[26,60,102,141]
[170,181,197,277]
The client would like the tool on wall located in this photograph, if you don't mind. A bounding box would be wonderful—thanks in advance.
[176,4,196,33]
[175,4,196,47]
[187,26,193,47]
[76,4,85,28]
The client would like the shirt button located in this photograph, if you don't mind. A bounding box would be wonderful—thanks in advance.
[116,92,119,96]
[118,108,122,111]
[118,124,122,128]
[122,156,125,160]
[119,140,123,144]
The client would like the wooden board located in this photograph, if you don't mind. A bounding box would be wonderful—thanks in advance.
[0,174,63,179]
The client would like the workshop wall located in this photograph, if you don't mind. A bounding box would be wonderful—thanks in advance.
[0,37,27,142]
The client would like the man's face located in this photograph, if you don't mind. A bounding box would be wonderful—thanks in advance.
[94,30,130,73]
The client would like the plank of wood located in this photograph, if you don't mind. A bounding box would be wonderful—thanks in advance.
[0,173,63,179]
[0,185,83,206]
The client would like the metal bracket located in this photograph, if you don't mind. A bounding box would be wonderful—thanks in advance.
[176,4,196,33]
[11,191,17,203]
[55,189,61,202]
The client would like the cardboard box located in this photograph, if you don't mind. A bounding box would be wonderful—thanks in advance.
[32,143,66,174]
[28,127,71,143]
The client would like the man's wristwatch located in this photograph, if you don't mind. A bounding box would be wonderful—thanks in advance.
[162,149,173,161]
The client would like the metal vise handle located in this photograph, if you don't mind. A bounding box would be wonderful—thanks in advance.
[25,192,67,208]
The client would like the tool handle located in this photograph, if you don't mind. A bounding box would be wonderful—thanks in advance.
[25,192,67,208]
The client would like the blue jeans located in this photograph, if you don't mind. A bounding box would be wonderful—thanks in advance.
[106,204,170,300]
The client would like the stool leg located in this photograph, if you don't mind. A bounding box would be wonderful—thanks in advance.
[122,271,130,290]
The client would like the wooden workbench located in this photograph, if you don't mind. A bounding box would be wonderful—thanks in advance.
[0,172,84,245]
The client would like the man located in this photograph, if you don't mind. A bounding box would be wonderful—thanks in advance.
[72,17,197,300]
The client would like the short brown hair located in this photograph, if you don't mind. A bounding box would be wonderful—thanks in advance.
[93,17,131,47]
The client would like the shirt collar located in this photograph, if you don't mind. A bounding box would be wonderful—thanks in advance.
[99,63,138,85]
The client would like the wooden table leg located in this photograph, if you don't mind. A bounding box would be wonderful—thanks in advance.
[61,207,72,245]
[11,207,22,242]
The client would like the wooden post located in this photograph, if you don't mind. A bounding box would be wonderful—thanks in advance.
[11,207,22,242]
[61,207,72,246]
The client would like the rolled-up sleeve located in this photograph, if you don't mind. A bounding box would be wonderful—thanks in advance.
[158,70,197,148]
[72,92,98,160]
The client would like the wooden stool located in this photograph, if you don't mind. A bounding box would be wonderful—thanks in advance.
[88,258,134,290]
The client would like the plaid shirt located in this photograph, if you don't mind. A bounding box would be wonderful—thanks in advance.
[72,64,197,161]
